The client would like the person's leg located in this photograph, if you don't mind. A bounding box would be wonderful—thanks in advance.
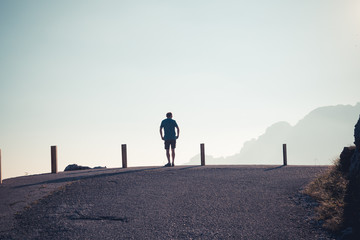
[171,148,175,166]
[170,140,176,166]
[164,140,171,166]
[166,149,171,164]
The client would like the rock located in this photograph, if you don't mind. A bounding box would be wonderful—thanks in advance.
[64,164,91,171]
[93,166,106,169]
[341,227,353,240]
[344,115,360,239]
[349,115,360,177]
[349,153,360,178]
[339,147,355,173]
[355,114,360,150]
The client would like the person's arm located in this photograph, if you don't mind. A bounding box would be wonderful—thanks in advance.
[160,127,164,140]
[176,126,180,139]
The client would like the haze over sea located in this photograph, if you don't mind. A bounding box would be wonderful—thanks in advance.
[1,0,359,179]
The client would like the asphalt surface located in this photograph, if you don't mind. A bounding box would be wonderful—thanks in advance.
[0,165,336,239]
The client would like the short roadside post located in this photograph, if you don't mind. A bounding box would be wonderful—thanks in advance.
[200,143,205,166]
[0,148,2,184]
[51,146,58,174]
[121,144,127,168]
[283,144,287,166]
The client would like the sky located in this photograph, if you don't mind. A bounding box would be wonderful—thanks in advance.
[1,0,359,179]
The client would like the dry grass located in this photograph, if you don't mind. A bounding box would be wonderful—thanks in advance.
[303,160,349,232]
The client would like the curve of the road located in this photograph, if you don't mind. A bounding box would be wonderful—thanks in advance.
[1,166,336,239]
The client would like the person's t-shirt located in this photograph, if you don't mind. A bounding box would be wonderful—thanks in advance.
[160,118,178,140]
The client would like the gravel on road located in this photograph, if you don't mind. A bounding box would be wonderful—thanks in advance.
[0,166,336,239]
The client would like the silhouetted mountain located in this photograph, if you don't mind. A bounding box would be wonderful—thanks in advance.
[187,103,360,165]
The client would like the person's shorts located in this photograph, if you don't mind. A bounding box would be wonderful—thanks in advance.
[164,139,176,149]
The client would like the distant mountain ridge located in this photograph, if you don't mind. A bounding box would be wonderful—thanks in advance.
[187,103,360,165]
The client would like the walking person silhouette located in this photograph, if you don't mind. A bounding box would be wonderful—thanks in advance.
[160,112,180,167]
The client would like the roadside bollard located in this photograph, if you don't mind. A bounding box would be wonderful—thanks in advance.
[51,146,58,174]
[200,143,205,166]
[122,144,127,168]
[283,144,287,166]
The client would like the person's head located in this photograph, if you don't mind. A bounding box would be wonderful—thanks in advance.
[166,112,173,118]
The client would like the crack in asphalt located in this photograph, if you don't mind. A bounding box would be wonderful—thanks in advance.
[70,214,128,222]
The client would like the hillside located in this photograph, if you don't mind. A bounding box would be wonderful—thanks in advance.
[187,103,360,165]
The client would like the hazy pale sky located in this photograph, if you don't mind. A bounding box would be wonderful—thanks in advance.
[1,0,359,179]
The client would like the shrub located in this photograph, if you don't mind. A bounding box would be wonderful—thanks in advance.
[303,159,349,232]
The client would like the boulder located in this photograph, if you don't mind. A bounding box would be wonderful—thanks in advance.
[64,164,91,171]
[355,114,360,149]
[93,166,106,169]
[344,115,360,238]
[349,115,360,177]
[339,147,355,173]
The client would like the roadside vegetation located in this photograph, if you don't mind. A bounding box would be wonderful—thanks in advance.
[303,158,349,233]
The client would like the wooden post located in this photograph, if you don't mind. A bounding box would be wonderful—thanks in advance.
[200,143,205,166]
[51,146,58,174]
[283,144,287,166]
[0,148,2,184]
[121,144,127,168]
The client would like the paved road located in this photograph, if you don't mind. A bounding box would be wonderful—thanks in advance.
[1,166,335,239]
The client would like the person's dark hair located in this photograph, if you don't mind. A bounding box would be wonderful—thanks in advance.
[166,112,172,118]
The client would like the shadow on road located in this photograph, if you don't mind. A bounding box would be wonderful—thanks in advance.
[264,165,286,171]
[175,165,202,171]
[14,167,165,189]
[13,165,203,189]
